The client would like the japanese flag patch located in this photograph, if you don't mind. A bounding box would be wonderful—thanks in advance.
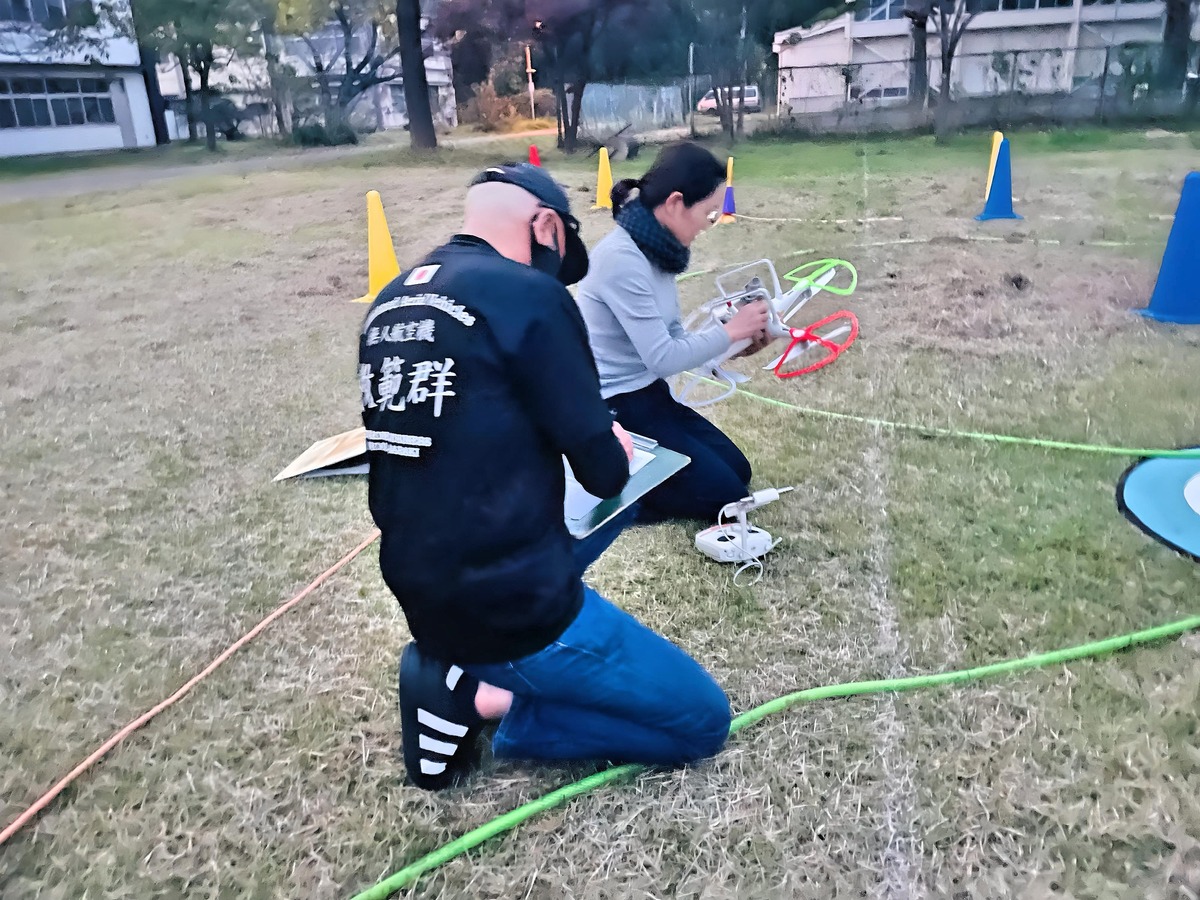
[404,265,440,286]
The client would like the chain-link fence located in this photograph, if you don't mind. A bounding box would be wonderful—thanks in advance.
[575,75,719,138]
[778,43,1198,133]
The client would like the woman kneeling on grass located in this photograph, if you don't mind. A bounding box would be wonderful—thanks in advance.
[576,141,774,523]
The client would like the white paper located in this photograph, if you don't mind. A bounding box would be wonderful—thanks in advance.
[564,448,655,520]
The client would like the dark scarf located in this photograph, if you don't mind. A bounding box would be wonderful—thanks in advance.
[616,197,690,275]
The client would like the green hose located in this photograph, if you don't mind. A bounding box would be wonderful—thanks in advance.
[709,381,1200,459]
[349,614,1200,900]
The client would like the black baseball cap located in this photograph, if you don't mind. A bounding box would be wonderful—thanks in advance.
[470,162,589,285]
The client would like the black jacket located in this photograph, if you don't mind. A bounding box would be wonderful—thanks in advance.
[359,235,629,664]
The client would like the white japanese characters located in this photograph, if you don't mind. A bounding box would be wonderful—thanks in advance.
[365,319,436,346]
[360,357,458,419]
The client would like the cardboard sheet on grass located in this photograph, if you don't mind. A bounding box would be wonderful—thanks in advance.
[276,428,688,538]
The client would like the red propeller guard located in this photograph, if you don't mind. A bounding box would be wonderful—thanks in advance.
[773,311,860,379]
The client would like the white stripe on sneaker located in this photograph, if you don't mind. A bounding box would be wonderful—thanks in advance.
[445,665,463,691]
[420,759,447,775]
[417,707,469,737]
[419,733,458,756]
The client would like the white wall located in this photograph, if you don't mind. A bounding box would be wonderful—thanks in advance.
[0,70,155,157]
[0,0,140,66]
[1,121,123,155]
[115,70,155,147]
[777,0,1166,110]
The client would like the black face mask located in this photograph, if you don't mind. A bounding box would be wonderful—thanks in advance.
[529,222,564,282]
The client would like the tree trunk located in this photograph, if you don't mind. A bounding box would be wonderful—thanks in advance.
[314,66,336,127]
[139,43,170,144]
[1157,0,1191,94]
[717,85,735,143]
[180,45,198,143]
[564,80,585,153]
[260,17,290,137]
[395,0,437,150]
[197,50,217,152]
[554,81,567,149]
[934,59,953,142]
[909,17,928,107]
[933,5,975,143]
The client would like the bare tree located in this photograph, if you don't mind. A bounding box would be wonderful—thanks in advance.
[909,0,983,140]
[904,0,930,109]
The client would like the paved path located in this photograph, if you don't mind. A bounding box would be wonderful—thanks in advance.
[0,118,767,205]
[0,128,561,205]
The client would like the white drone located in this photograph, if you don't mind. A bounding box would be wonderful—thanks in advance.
[672,258,860,409]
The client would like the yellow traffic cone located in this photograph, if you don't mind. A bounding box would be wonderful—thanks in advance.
[594,147,613,210]
[352,190,401,304]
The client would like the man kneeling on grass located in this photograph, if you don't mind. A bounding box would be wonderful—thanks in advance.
[357,162,731,790]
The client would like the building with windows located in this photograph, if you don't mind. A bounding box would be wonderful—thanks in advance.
[773,0,1169,114]
[152,19,456,139]
[0,0,156,156]
[274,20,457,132]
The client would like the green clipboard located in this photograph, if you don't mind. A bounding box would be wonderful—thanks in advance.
[565,435,691,538]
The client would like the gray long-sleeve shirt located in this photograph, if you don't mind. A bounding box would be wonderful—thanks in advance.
[575,226,732,400]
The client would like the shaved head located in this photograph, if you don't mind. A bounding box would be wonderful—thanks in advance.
[460,180,564,270]
[463,181,540,233]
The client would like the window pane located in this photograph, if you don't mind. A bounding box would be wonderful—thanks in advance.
[50,97,68,124]
[31,97,50,126]
[30,0,49,23]
[0,99,15,128]
[0,0,13,19]
[49,78,78,93]
[83,95,103,122]
[14,97,35,127]
[98,96,114,122]
[12,78,44,94]
[67,96,84,124]
[11,0,31,20]
[0,79,8,94]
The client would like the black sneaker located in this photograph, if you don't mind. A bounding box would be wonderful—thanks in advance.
[398,641,485,791]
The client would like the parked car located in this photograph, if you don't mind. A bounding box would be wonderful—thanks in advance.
[697,85,761,114]
[852,85,910,106]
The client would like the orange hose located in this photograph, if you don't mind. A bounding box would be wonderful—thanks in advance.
[0,528,381,849]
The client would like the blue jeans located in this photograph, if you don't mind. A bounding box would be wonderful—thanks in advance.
[465,587,731,766]
[571,502,640,576]
[607,380,752,522]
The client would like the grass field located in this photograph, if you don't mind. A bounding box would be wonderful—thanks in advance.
[2,127,1200,899]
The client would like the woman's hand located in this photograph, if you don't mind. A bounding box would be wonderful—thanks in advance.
[733,331,777,358]
[724,300,770,343]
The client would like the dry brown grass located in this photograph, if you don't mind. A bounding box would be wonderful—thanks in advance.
[2,131,1199,900]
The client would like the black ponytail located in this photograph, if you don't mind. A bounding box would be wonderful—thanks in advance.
[610,177,642,218]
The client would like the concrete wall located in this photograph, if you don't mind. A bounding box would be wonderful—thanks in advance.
[0,69,155,158]
[776,88,1186,135]
[776,0,1166,113]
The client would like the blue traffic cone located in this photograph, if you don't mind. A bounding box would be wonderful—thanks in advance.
[976,131,1021,221]
[1139,171,1200,324]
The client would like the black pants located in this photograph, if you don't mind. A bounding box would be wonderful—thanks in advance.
[608,380,752,522]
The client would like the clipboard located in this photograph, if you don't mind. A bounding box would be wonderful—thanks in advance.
[275,428,690,538]
[564,435,690,538]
